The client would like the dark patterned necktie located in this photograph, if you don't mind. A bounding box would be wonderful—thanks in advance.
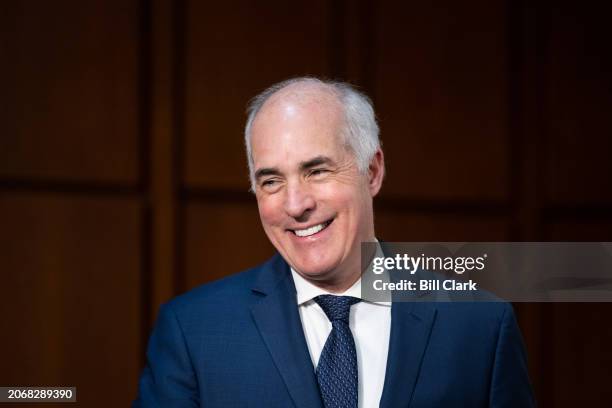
[314,295,361,408]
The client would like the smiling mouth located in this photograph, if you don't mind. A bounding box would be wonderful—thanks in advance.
[290,219,334,237]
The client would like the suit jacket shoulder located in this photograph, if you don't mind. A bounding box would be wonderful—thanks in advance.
[135,254,535,408]
[134,253,322,408]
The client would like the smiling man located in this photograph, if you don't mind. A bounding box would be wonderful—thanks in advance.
[135,78,535,407]
[248,80,383,292]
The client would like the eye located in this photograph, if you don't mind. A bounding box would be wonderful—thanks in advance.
[309,168,329,177]
[262,179,277,186]
[259,178,282,192]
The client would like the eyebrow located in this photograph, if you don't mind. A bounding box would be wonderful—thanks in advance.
[299,156,334,171]
[254,167,281,181]
[254,156,335,182]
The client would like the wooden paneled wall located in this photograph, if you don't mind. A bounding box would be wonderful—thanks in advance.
[1,1,611,406]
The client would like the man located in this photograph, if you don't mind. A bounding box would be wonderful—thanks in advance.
[135,78,535,407]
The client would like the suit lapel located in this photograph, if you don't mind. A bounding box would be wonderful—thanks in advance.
[250,255,323,408]
[379,301,437,408]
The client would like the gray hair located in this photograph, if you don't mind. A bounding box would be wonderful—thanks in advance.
[244,77,380,189]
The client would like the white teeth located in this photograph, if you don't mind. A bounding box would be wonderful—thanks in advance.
[294,222,328,237]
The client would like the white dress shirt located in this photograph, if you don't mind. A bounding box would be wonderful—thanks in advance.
[291,269,391,408]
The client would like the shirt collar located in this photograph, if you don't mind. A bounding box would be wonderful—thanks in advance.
[291,268,363,305]
[290,238,390,306]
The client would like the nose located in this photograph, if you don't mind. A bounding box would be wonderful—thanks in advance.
[283,181,315,219]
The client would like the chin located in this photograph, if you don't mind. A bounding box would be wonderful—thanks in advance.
[290,254,343,279]
[293,261,331,276]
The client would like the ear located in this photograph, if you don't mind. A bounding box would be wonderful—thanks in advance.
[368,149,385,197]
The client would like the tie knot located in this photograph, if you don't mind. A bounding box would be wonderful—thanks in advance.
[314,295,360,323]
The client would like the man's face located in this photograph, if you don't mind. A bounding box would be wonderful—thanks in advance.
[250,91,381,289]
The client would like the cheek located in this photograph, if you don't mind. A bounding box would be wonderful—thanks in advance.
[325,186,363,213]
[316,181,353,202]
[333,190,371,228]
[257,197,283,227]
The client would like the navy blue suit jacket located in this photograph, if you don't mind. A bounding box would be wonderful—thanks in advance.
[135,253,535,407]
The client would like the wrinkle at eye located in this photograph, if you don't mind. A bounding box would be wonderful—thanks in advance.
[330,158,363,186]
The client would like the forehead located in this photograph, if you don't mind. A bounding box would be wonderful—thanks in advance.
[250,88,347,167]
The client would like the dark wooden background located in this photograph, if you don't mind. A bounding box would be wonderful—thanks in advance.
[1,1,611,406]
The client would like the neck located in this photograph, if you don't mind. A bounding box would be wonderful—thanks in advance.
[310,268,361,293]
[294,233,378,293]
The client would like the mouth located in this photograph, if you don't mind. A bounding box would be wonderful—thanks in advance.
[289,218,334,238]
